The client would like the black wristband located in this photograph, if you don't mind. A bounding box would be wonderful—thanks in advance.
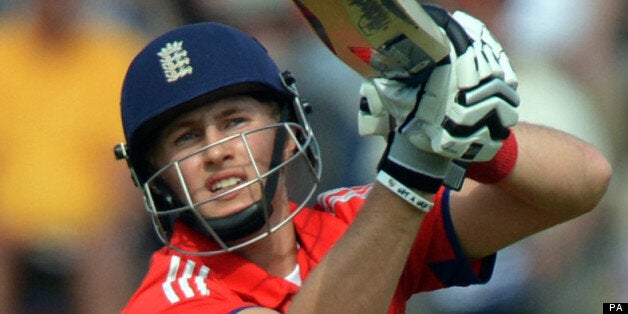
[377,157,443,194]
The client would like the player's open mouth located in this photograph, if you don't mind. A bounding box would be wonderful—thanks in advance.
[210,176,244,193]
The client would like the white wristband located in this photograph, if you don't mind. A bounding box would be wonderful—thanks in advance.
[376,171,434,213]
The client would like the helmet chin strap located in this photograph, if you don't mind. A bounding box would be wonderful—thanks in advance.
[178,104,290,243]
[180,199,270,243]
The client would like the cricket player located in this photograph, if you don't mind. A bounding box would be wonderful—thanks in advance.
[116,5,611,313]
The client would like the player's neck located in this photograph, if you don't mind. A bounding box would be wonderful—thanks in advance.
[237,221,299,278]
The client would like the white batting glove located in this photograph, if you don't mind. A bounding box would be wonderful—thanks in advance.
[360,6,520,162]
[360,77,452,198]
[419,9,519,161]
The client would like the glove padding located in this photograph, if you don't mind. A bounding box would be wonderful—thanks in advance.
[359,6,520,162]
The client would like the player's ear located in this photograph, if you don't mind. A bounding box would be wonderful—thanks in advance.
[282,128,298,160]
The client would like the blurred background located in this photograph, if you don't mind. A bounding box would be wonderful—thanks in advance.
[0,0,624,313]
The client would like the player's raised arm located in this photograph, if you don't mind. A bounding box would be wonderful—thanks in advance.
[450,122,612,260]
[285,186,432,314]
[429,10,612,260]
[287,6,520,314]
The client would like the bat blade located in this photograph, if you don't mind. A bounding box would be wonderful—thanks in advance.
[293,0,450,79]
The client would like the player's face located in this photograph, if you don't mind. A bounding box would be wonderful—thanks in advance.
[149,95,294,219]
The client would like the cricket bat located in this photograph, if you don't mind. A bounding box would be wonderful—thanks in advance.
[292,0,450,79]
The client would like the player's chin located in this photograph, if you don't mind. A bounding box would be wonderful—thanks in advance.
[197,196,261,219]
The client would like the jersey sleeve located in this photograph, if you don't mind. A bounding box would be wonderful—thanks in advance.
[399,188,496,296]
[313,185,372,221]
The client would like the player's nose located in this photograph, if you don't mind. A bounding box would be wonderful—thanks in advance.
[201,129,235,168]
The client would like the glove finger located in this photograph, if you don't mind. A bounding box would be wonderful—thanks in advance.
[460,78,519,107]
[498,52,518,89]
[448,92,514,128]
[372,78,420,126]
[455,46,480,89]
[359,80,387,117]
[452,10,508,82]
[480,28,504,55]
[452,10,504,58]
[446,95,519,131]
[451,11,485,42]
[358,109,391,137]
[474,42,494,81]
[409,64,451,126]
[482,44,505,80]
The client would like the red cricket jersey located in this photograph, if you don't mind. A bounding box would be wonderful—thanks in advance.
[123,186,495,313]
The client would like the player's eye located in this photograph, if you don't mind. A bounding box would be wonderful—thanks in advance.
[173,130,200,147]
[223,116,249,131]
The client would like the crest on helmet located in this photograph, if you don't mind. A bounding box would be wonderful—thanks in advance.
[157,41,193,83]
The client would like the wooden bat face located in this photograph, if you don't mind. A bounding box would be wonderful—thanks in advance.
[293,0,450,79]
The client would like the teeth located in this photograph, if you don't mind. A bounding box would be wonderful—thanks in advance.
[211,177,242,192]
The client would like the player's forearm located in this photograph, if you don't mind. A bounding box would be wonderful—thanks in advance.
[450,122,612,260]
[498,122,612,218]
[287,183,427,314]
